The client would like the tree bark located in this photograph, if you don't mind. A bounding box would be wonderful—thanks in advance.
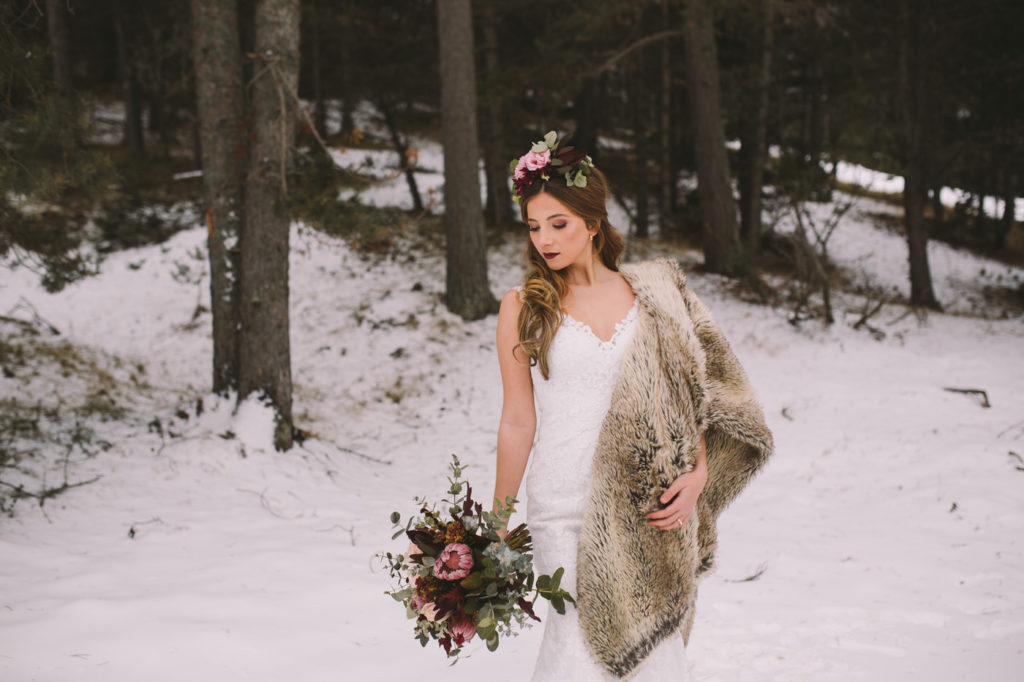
[573,74,603,164]
[114,2,144,160]
[682,0,744,275]
[339,3,355,138]
[380,100,424,213]
[658,0,674,237]
[479,0,513,228]
[190,0,246,396]
[897,0,940,309]
[309,3,327,140]
[996,172,1015,250]
[631,70,649,238]
[737,0,772,259]
[45,0,74,110]
[239,0,300,449]
[437,0,496,320]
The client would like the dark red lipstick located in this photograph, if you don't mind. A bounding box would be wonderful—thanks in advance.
[543,252,559,259]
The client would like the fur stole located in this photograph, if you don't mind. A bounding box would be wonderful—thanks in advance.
[576,257,774,679]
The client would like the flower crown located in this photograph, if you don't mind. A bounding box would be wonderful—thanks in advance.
[509,131,595,203]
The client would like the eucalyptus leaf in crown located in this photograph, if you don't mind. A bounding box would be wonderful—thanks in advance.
[510,130,595,203]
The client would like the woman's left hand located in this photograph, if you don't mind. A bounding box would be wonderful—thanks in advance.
[646,433,708,531]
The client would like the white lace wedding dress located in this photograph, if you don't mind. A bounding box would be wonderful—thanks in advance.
[522,292,692,681]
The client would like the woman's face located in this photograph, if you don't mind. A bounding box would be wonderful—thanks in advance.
[525,191,596,272]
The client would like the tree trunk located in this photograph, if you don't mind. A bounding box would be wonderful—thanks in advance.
[996,172,1015,250]
[191,0,246,397]
[930,185,944,226]
[309,4,327,140]
[682,0,744,275]
[339,4,355,138]
[479,1,513,228]
[239,0,300,449]
[437,0,495,320]
[380,101,424,213]
[658,0,674,237]
[738,0,772,259]
[573,75,603,164]
[897,0,940,310]
[631,70,649,238]
[45,0,74,110]
[114,3,144,160]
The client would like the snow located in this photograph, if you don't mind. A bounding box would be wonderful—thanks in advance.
[2,130,1023,681]
[833,161,1022,222]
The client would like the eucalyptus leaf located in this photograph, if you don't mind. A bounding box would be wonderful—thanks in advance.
[543,130,558,147]
[460,571,483,589]
[551,595,565,615]
[574,173,588,188]
[531,142,548,153]
[390,511,401,524]
[486,636,500,652]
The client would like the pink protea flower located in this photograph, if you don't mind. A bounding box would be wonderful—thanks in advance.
[434,542,473,581]
[523,149,550,171]
[411,593,447,623]
[449,610,476,646]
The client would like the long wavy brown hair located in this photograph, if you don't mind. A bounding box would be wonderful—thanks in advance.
[515,166,625,380]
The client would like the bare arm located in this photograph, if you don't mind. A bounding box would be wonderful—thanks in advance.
[492,288,536,539]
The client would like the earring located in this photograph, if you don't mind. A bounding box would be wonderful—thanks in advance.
[589,233,595,241]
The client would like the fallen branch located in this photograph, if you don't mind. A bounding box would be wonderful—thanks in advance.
[1008,451,1024,472]
[943,387,991,408]
[0,475,102,508]
[726,563,767,583]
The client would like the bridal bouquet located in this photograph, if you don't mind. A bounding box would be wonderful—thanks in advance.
[379,455,574,659]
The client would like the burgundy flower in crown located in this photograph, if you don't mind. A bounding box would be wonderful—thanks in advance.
[509,130,596,203]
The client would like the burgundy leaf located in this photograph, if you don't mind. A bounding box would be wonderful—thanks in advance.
[518,597,541,622]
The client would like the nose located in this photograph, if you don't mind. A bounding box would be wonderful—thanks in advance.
[536,225,554,249]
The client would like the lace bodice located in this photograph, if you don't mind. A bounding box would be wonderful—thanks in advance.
[523,291,640,530]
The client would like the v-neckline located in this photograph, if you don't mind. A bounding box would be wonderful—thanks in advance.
[562,297,639,347]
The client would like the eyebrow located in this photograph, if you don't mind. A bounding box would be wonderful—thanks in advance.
[526,213,569,222]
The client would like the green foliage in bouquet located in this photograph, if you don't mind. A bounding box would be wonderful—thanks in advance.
[378,455,575,660]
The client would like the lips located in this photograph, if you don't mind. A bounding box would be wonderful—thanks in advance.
[543,252,559,259]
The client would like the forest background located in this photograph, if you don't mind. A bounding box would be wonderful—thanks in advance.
[3,0,1021,445]
[1,1,1023,679]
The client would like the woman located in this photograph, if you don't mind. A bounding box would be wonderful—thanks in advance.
[492,133,773,681]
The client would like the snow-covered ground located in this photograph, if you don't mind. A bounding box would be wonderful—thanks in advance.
[1,129,1023,681]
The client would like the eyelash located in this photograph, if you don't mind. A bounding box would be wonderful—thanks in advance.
[528,223,567,232]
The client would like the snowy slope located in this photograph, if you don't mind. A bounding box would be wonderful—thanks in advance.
[1,134,1023,681]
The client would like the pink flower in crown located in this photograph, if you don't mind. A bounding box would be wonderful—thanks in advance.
[522,149,550,171]
[434,542,474,581]
[513,156,528,180]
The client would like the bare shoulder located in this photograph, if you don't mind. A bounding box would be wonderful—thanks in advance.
[499,287,525,316]
[497,288,525,337]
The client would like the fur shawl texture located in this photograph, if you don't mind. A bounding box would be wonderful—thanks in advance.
[576,257,774,679]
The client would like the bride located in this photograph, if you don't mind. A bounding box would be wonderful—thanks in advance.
[491,133,773,680]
